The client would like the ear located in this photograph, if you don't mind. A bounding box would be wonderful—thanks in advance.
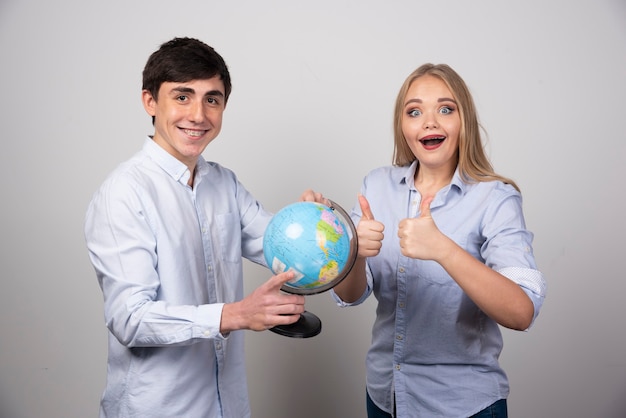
[141,89,157,117]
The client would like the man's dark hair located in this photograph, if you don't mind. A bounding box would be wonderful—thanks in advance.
[142,37,232,103]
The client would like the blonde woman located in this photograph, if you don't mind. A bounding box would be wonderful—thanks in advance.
[333,64,546,417]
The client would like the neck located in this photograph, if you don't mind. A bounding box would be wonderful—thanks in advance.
[414,165,454,197]
[187,165,196,188]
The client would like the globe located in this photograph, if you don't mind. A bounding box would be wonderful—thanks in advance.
[263,201,357,296]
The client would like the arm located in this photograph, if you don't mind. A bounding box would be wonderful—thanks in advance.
[333,194,384,303]
[398,196,534,330]
[86,171,303,347]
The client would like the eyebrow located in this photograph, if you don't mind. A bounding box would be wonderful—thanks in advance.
[171,86,225,97]
[404,97,457,106]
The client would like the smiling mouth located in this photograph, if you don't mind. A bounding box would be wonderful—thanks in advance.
[182,128,207,137]
[419,136,445,147]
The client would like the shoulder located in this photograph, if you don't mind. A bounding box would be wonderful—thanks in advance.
[465,180,525,225]
[90,152,160,205]
[106,153,154,186]
[198,160,241,189]
[363,164,409,185]
[466,179,521,203]
[365,164,405,177]
[202,160,237,178]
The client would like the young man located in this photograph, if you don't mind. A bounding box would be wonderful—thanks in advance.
[85,37,313,418]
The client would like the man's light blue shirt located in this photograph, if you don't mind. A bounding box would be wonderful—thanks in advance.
[332,161,546,417]
[85,138,271,418]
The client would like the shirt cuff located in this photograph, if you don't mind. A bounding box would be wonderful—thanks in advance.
[194,303,227,339]
[498,266,547,328]
[330,286,371,307]
[330,265,374,307]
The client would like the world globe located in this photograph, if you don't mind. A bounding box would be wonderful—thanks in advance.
[263,200,358,337]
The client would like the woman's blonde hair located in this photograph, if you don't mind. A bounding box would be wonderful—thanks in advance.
[392,63,519,192]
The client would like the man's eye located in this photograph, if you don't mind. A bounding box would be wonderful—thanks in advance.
[206,97,220,105]
[176,95,188,102]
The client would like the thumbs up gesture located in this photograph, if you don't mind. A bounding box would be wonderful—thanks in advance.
[356,194,385,258]
[398,196,446,260]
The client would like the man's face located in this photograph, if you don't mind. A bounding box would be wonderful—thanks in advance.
[142,76,226,170]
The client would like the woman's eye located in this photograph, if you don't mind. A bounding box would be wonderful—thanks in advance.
[439,106,454,115]
[408,109,421,117]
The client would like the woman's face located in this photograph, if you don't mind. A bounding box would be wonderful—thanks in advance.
[401,75,461,174]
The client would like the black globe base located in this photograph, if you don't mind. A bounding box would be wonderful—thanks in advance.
[269,311,322,338]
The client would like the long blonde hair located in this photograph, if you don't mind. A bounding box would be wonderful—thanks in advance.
[392,63,519,192]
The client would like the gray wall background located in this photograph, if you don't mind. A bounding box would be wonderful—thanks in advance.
[1,1,625,417]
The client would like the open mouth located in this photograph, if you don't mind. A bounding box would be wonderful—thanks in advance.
[419,136,446,147]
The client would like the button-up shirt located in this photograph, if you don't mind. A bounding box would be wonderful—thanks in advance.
[85,138,271,417]
[332,161,546,417]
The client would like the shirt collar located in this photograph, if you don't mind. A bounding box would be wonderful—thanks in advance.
[399,160,466,195]
[143,137,208,186]
[399,161,419,189]
[450,169,466,193]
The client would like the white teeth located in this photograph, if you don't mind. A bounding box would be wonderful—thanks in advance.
[184,129,204,137]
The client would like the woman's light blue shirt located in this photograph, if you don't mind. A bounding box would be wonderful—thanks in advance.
[332,161,546,417]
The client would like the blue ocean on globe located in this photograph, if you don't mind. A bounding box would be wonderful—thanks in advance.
[263,202,351,290]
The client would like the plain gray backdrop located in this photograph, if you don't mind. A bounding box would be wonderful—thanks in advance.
[1,1,625,417]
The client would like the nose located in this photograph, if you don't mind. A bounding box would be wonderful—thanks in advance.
[423,112,439,129]
[189,100,205,123]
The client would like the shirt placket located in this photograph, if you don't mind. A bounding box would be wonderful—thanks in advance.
[191,185,228,416]
[393,188,421,411]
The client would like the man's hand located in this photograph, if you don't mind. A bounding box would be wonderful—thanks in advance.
[221,271,305,333]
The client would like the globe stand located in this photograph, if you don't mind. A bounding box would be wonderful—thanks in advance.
[269,311,322,338]
[266,200,358,339]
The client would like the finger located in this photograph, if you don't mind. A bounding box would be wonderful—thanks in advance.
[358,194,375,221]
[397,219,410,241]
[272,312,302,327]
[267,270,295,289]
[300,189,329,206]
[397,219,405,238]
[419,196,434,218]
[299,189,315,202]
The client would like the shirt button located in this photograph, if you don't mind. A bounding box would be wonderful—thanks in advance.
[203,330,211,337]
[396,335,403,340]
[399,267,405,273]
[398,302,405,308]
[207,265,212,272]
[215,342,222,350]
[395,365,401,370]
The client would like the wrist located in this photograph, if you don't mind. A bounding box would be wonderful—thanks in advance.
[220,302,241,334]
[435,235,460,266]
